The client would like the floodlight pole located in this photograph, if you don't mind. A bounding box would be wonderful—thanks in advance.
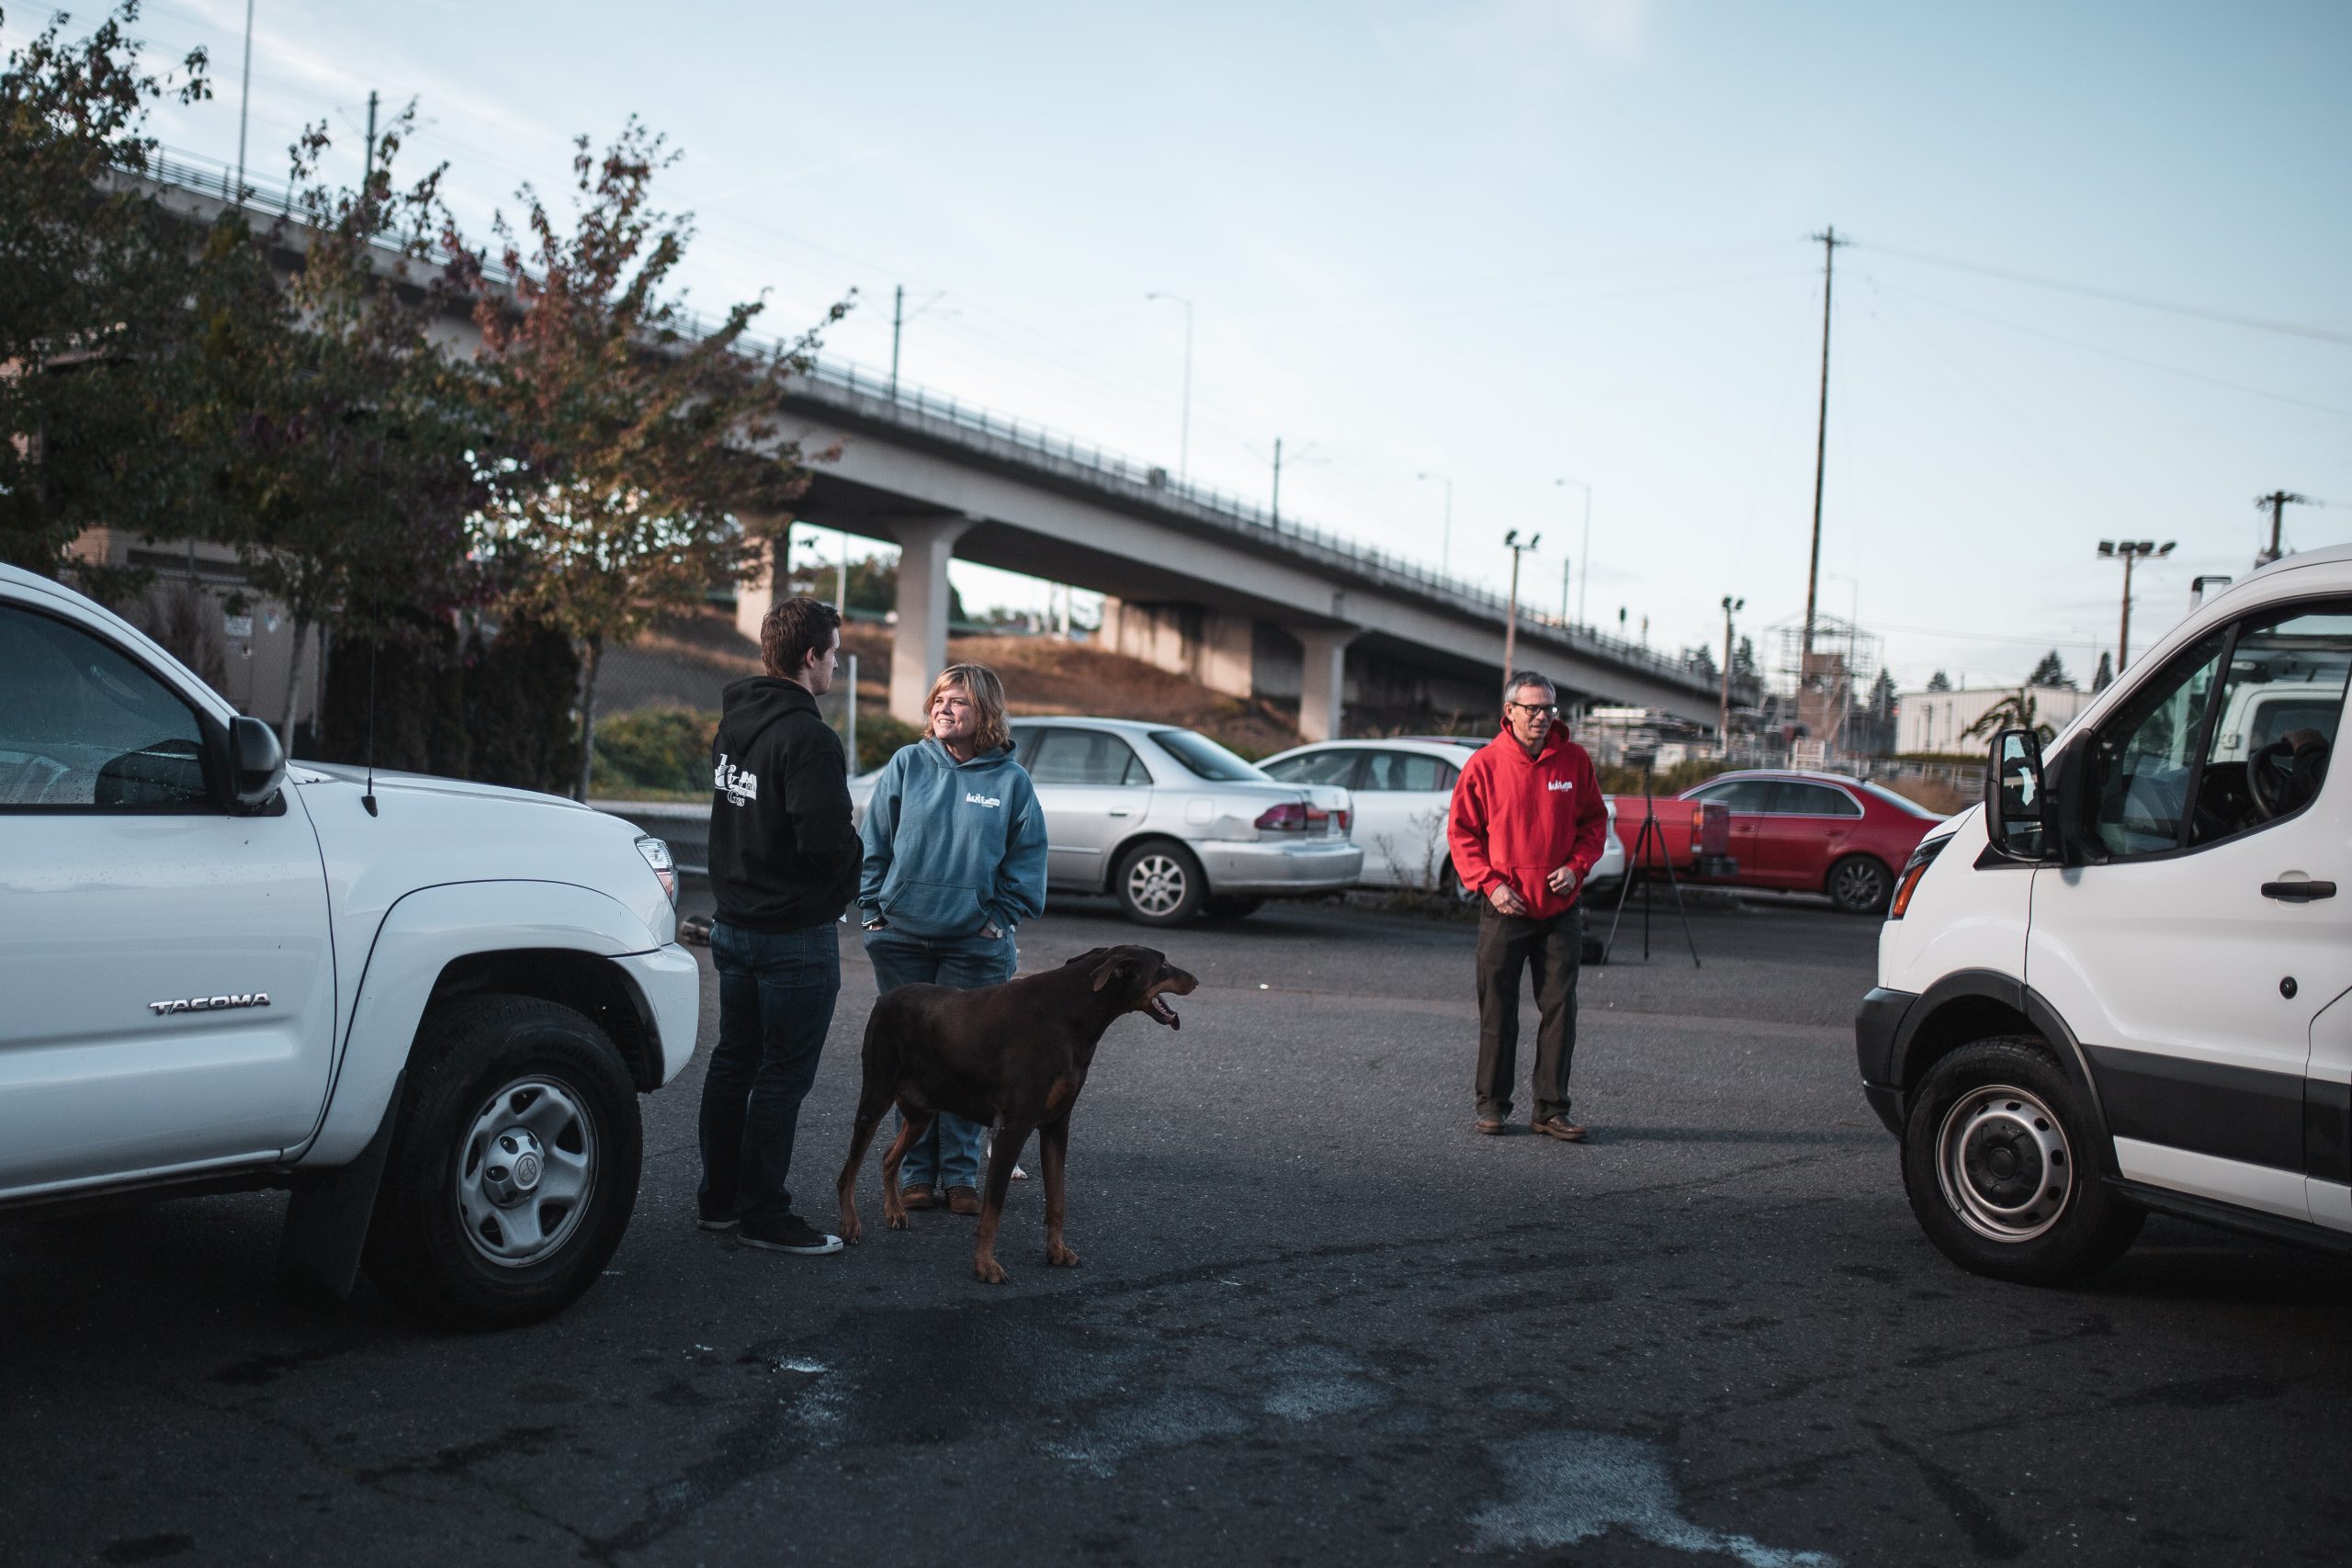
[1503,529,1541,683]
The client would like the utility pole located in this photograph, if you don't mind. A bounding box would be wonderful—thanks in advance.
[1145,293,1193,479]
[1271,437,1283,526]
[1418,471,1453,576]
[233,0,255,198]
[2099,539,2176,670]
[2255,490,2312,566]
[1802,226,1848,694]
[1561,558,1572,623]
[888,285,904,400]
[1719,595,1744,751]
[361,91,378,218]
[1502,529,1541,682]
[1555,478,1591,628]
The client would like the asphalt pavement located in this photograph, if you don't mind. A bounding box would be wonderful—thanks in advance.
[5,888,2347,1566]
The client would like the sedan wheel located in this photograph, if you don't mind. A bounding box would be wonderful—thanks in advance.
[1826,853,1893,915]
[1115,842,1206,926]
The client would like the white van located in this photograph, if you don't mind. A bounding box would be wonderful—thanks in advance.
[1859,546,2352,1282]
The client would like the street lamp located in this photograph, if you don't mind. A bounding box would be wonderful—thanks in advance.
[1416,471,1453,577]
[1502,528,1542,683]
[1719,595,1745,750]
[1144,292,1193,480]
[2098,539,2176,671]
[1554,478,1592,628]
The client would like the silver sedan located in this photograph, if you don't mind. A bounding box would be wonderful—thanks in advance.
[850,718,1361,926]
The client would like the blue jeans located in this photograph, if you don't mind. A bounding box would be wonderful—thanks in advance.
[698,920,841,1224]
[865,924,1017,1190]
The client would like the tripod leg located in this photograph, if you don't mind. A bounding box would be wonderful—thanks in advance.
[1657,825,1703,969]
[1603,814,1649,961]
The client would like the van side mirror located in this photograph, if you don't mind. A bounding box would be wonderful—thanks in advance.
[227,715,286,809]
[1984,728,2047,861]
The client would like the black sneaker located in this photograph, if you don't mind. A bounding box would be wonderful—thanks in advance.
[740,1213,843,1256]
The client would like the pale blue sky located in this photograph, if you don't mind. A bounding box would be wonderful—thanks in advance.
[33,0,2351,689]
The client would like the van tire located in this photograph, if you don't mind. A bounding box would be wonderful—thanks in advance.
[1901,1037,2142,1285]
[1826,853,1894,915]
[364,995,642,1329]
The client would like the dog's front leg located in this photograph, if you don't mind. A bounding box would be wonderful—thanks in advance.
[972,1117,1035,1284]
[1039,1116,1078,1268]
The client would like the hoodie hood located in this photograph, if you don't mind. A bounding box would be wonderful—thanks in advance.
[721,675,820,730]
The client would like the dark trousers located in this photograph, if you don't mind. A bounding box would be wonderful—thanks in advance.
[1475,906,1581,1122]
[698,919,841,1223]
[865,925,1018,1190]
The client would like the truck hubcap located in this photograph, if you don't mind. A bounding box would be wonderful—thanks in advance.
[458,1077,597,1268]
[1936,1084,2071,1243]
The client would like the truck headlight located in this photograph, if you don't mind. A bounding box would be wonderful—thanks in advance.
[636,835,678,905]
[1888,835,1949,920]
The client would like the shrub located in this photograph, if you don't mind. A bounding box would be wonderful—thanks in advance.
[593,706,717,795]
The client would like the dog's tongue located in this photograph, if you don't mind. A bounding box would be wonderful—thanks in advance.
[1149,996,1182,1029]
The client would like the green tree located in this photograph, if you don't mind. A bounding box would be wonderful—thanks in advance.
[1927,670,1952,692]
[464,119,848,797]
[1963,689,2055,744]
[1731,635,1759,684]
[2027,649,2073,689]
[0,3,209,577]
[184,108,485,745]
[2092,650,2114,692]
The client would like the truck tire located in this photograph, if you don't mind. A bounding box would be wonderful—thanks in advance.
[1826,852,1894,915]
[1900,1037,2142,1285]
[1115,840,1206,927]
[364,994,641,1329]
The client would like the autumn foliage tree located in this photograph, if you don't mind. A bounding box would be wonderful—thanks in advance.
[463,120,848,797]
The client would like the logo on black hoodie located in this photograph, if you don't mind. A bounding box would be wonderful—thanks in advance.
[715,753,758,807]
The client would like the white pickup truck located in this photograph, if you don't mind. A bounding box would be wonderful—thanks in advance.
[0,564,701,1326]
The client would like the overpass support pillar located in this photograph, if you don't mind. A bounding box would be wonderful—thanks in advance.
[887,513,975,727]
[1291,626,1357,743]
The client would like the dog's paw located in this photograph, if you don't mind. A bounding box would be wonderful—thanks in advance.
[885,1210,908,1231]
[974,1256,1008,1284]
[840,1216,863,1246]
[1046,1242,1080,1268]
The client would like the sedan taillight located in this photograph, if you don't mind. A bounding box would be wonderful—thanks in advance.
[1255,802,1306,831]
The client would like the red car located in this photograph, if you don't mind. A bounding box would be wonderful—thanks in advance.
[1673,770,1944,915]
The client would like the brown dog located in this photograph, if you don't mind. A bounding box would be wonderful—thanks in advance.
[835,944,1197,1283]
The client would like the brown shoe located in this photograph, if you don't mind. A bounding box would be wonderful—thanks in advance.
[1532,1116,1588,1142]
[946,1186,981,1216]
[1473,1118,1505,1135]
[901,1184,940,1211]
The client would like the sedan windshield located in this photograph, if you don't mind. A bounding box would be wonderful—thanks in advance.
[1150,729,1266,782]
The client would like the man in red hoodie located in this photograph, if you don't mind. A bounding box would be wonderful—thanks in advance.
[1446,671,1611,1141]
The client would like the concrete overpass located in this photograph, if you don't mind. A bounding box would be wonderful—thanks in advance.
[746,359,1738,737]
[138,153,1745,740]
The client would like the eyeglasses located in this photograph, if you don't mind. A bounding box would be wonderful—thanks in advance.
[1505,702,1558,717]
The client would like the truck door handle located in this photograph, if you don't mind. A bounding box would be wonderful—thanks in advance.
[2261,879,2336,901]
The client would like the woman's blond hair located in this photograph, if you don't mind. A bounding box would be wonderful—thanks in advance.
[926,663,1011,754]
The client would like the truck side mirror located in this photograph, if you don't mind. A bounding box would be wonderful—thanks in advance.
[227,715,286,809]
[1984,728,2047,861]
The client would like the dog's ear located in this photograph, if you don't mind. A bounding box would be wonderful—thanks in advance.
[1063,946,1112,969]
[1091,951,1140,993]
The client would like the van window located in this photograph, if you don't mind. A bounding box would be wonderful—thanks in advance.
[2086,633,2226,858]
[2186,605,2352,845]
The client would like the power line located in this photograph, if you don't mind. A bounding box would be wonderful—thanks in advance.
[1859,238,2352,346]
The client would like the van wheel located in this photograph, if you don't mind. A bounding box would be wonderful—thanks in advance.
[1826,853,1894,914]
[1115,841,1206,926]
[365,995,641,1329]
[1901,1038,2141,1285]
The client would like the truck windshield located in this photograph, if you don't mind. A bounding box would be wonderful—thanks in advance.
[1150,729,1266,782]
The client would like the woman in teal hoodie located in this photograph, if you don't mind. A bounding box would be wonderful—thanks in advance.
[858,663,1049,1213]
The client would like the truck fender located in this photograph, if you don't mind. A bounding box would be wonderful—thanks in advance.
[294,880,660,1168]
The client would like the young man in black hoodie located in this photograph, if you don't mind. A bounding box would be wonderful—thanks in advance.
[697,595,862,1254]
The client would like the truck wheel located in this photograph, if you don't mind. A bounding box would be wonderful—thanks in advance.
[1900,1037,2142,1285]
[1115,841,1206,926]
[365,995,641,1329]
[1826,853,1894,914]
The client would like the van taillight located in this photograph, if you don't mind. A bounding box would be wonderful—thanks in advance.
[1888,835,1950,920]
